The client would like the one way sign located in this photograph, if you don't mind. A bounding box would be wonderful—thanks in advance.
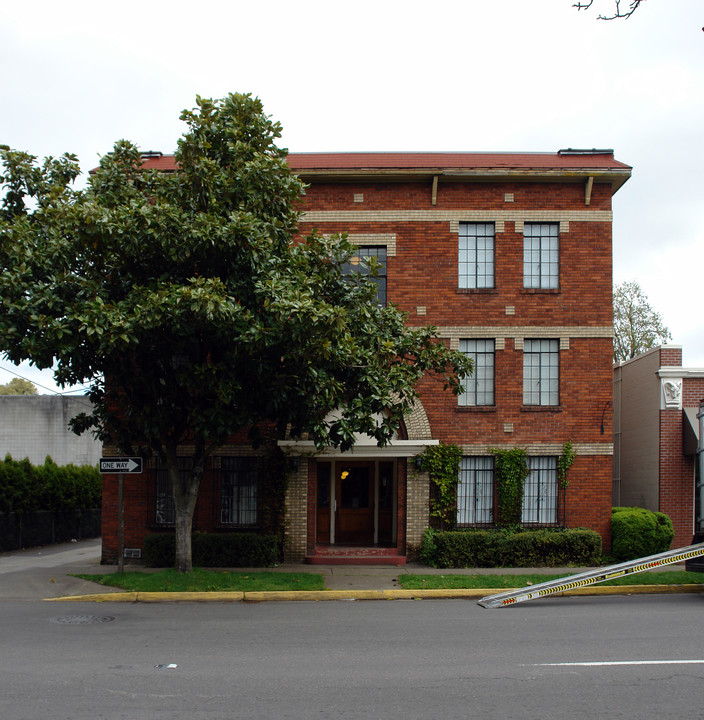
[99,457,143,474]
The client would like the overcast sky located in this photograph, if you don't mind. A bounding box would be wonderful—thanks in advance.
[1,0,702,394]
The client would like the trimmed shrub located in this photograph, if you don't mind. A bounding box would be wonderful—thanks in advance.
[420,527,602,568]
[0,454,101,513]
[142,532,278,568]
[611,507,674,561]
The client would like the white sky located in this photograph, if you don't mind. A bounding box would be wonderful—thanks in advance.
[1,0,702,394]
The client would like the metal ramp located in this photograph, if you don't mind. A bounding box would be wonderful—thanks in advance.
[478,542,704,608]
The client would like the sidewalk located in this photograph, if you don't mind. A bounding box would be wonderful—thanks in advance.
[0,538,699,603]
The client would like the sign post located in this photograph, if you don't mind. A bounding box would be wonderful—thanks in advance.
[99,458,143,572]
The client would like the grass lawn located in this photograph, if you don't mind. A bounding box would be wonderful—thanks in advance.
[398,570,704,590]
[74,568,326,593]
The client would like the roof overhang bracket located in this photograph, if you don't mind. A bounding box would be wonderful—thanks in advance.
[431,175,438,206]
[585,176,594,206]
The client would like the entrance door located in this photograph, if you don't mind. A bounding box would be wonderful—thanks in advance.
[335,461,374,545]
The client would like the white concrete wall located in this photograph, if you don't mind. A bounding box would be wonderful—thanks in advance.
[0,396,100,466]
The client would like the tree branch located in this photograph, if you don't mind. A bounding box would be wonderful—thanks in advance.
[574,0,644,20]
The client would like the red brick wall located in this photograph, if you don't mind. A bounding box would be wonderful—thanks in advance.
[103,173,617,561]
[298,177,615,548]
[661,377,704,547]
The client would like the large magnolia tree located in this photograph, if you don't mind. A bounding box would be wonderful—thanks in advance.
[0,93,471,572]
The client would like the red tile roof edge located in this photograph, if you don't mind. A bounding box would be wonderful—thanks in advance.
[136,151,631,172]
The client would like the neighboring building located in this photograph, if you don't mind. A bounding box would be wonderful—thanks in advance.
[0,395,101,466]
[101,150,631,564]
[613,345,704,548]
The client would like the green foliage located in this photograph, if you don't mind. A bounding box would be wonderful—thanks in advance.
[611,506,674,560]
[420,528,438,566]
[416,443,462,530]
[0,454,101,513]
[76,568,325,593]
[142,532,278,568]
[400,570,704,590]
[0,377,37,394]
[557,440,576,489]
[491,448,529,527]
[0,93,470,572]
[420,528,602,568]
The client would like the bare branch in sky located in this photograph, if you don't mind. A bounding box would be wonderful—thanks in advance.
[574,0,645,20]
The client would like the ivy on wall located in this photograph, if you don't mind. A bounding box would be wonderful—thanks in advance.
[491,448,529,528]
[416,443,462,530]
[557,441,576,489]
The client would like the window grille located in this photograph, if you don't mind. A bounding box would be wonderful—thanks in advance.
[522,456,558,524]
[457,456,494,525]
[154,457,193,526]
[220,457,257,526]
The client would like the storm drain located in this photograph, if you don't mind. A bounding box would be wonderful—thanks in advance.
[50,615,116,625]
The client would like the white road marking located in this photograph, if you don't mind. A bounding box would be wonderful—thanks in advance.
[533,660,704,667]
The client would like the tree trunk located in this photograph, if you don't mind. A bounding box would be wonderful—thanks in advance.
[167,445,205,573]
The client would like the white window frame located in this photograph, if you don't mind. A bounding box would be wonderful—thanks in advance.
[459,339,495,406]
[523,339,559,406]
[523,223,559,289]
[459,222,495,289]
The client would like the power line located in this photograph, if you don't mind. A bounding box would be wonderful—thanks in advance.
[0,364,90,396]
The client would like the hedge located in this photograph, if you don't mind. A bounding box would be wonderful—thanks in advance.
[0,454,102,513]
[142,532,279,568]
[611,507,674,561]
[420,527,602,568]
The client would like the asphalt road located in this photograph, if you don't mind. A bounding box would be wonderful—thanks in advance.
[2,594,704,720]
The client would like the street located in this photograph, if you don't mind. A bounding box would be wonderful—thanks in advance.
[2,594,704,719]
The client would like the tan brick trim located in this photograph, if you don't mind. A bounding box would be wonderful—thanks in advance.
[450,220,505,234]
[284,464,308,561]
[437,326,613,351]
[404,399,432,441]
[458,443,613,456]
[515,220,570,233]
[323,233,397,256]
[303,210,612,225]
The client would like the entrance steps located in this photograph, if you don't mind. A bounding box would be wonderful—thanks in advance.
[306,545,406,566]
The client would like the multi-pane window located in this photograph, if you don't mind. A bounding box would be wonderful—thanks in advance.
[459,222,495,289]
[522,456,558,524]
[220,457,257,526]
[457,457,494,525]
[342,246,387,305]
[523,223,559,289]
[459,339,495,406]
[155,457,193,526]
[523,339,559,406]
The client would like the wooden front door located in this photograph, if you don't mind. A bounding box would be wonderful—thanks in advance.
[335,461,374,545]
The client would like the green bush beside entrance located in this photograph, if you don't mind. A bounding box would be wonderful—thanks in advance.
[611,507,674,561]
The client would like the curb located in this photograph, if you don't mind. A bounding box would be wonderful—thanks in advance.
[45,584,704,604]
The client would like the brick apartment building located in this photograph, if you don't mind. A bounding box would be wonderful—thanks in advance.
[614,345,704,548]
[101,150,631,565]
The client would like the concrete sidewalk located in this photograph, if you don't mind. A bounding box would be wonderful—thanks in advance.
[1,538,700,603]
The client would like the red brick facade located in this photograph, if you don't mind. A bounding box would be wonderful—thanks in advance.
[614,345,704,549]
[101,150,630,564]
